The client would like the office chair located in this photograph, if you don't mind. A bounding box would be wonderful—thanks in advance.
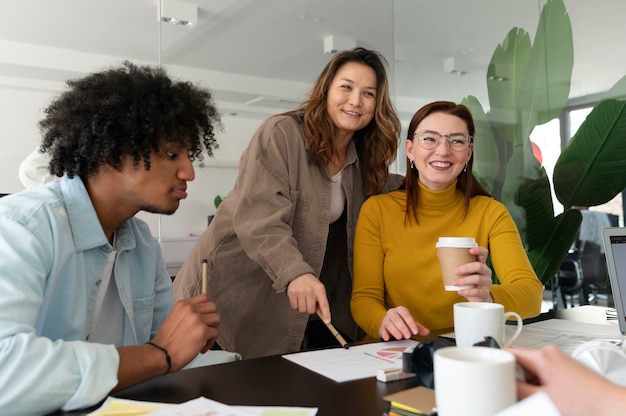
[580,241,609,305]
[558,239,610,308]
[557,239,585,308]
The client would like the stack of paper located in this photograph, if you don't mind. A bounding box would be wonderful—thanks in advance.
[88,397,317,416]
[513,318,623,354]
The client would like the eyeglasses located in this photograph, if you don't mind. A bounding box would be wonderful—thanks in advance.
[414,130,472,152]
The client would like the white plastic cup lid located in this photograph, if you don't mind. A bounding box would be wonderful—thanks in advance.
[435,237,477,248]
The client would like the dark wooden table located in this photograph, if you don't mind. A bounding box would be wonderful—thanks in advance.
[111,349,421,416]
[56,316,578,416]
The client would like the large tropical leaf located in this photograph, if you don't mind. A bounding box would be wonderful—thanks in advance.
[499,143,551,249]
[463,95,499,193]
[527,209,582,284]
[554,99,626,207]
[518,0,573,140]
[469,0,625,289]
[487,28,531,145]
[604,75,626,100]
[500,146,529,235]
[515,167,554,251]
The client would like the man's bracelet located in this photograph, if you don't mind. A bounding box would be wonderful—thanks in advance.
[146,341,172,375]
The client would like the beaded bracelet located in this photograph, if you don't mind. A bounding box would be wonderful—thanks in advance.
[146,341,172,375]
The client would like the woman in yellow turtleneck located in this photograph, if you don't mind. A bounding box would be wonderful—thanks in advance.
[351,101,543,342]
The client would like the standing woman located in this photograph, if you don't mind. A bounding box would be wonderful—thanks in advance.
[351,101,543,342]
[173,48,402,358]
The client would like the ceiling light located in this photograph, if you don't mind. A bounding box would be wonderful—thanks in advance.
[158,0,197,27]
[323,35,356,54]
[444,57,468,76]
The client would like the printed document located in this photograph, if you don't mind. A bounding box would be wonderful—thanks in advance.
[282,340,418,382]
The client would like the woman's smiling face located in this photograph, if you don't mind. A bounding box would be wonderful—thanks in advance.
[405,112,473,191]
[325,61,377,142]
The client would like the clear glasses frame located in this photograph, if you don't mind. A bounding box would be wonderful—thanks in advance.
[414,130,473,152]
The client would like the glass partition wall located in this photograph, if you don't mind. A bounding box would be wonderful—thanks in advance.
[1,0,622,298]
[155,0,625,286]
[392,0,626,308]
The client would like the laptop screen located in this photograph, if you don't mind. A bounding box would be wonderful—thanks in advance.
[602,228,626,335]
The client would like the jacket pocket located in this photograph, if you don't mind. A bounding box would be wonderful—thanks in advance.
[288,190,312,242]
[132,293,156,342]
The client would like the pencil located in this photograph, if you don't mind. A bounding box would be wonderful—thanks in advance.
[316,307,350,349]
[201,258,208,295]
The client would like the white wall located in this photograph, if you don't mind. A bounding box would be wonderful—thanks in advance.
[0,61,280,271]
[0,84,58,193]
[0,83,264,230]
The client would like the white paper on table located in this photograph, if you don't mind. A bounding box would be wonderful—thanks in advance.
[282,340,418,382]
[146,397,258,415]
[90,397,276,416]
[510,319,624,354]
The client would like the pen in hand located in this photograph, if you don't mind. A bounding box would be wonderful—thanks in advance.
[201,259,208,295]
[316,307,350,349]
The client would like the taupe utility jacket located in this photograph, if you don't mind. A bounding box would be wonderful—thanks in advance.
[173,114,402,359]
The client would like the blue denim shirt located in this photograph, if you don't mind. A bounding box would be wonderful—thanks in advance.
[0,176,173,415]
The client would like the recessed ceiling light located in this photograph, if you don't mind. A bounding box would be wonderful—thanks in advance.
[158,0,197,27]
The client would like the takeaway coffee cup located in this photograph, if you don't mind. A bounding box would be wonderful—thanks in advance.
[434,346,517,416]
[436,237,477,291]
[454,302,523,348]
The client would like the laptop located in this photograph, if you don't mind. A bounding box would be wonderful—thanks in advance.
[602,227,626,335]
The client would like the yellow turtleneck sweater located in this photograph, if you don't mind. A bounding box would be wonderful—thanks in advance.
[351,181,543,340]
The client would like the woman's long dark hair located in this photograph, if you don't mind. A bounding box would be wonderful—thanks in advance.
[402,101,491,223]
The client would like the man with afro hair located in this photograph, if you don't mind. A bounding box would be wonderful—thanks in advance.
[0,62,235,415]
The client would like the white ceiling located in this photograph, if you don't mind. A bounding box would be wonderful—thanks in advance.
[0,0,624,120]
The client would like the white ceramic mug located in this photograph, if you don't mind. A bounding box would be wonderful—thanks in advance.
[454,302,523,347]
[434,346,517,416]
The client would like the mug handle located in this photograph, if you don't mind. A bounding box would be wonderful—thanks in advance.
[503,311,523,347]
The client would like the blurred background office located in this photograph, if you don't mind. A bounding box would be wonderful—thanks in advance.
[0,0,624,306]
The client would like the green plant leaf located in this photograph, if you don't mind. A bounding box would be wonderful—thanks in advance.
[527,209,582,284]
[470,0,624,288]
[500,147,530,240]
[499,144,552,249]
[603,75,626,100]
[554,99,626,207]
[518,0,573,139]
[463,95,499,194]
[487,27,531,144]
[516,167,554,251]
[214,195,223,208]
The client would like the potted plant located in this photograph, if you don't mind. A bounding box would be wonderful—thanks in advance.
[207,195,224,226]
[462,0,626,284]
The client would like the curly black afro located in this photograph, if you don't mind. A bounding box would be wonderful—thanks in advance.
[39,61,221,178]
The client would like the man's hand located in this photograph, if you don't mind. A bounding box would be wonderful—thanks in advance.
[115,294,220,391]
[508,345,626,416]
[151,294,220,370]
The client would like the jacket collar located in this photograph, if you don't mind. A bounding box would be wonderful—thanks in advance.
[60,176,135,252]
